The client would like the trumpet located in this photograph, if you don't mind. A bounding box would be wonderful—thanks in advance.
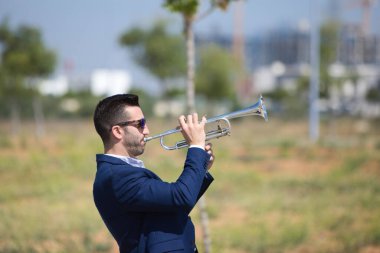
[144,95,268,150]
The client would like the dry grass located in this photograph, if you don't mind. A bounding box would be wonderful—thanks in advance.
[0,117,379,253]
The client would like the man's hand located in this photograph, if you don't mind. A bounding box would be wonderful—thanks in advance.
[205,143,215,171]
[178,113,206,147]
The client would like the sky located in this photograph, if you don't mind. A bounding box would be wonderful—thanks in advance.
[0,0,379,92]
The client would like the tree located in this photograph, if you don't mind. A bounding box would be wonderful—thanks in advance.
[119,20,187,96]
[320,20,340,98]
[0,19,56,137]
[196,44,238,101]
[164,0,236,113]
[163,2,238,253]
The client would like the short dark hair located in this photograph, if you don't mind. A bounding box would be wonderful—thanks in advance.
[93,94,140,144]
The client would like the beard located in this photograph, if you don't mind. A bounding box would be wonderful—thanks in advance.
[123,132,145,158]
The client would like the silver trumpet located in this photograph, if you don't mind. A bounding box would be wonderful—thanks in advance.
[144,95,268,150]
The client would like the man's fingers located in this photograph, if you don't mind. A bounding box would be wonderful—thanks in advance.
[199,115,206,127]
[192,113,198,125]
[178,112,207,147]
[187,114,193,125]
[181,113,206,127]
[178,115,185,124]
[205,143,213,158]
[178,115,187,129]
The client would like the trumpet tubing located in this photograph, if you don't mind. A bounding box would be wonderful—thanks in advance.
[144,95,268,150]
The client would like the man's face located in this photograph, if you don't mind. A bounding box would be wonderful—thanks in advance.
[121,106,150,158]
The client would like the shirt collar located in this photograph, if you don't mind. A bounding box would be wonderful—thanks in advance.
[104,154,145,168]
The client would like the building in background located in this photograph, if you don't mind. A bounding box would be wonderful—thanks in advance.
[39,75,69,96]
[196,20,380,117]
[90,69,131,96]
[339,24,380,65]
[38,69,132,97]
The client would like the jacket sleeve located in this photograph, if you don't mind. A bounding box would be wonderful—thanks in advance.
[112,148,212,213]
[197,172,214,202]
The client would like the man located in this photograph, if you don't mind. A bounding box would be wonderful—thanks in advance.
[93,94,215,253]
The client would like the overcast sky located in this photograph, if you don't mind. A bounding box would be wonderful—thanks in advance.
[0,0,379,91]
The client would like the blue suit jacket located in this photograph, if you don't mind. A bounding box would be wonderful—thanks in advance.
[93,148,213,253]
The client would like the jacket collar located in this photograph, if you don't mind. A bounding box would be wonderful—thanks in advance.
[96,154,126,165]
[96,154,145,168]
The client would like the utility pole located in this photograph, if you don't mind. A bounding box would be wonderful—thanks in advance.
[233,0,244,66]
[233,0,249,102]
[309,0,320,142]
[360,0,375,35]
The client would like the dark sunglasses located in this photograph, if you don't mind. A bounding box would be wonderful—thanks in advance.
[113,118,146,130]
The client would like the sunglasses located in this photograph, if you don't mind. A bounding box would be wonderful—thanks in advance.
[113,118,146,130]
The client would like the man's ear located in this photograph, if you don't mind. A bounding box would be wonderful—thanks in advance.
[110,125,123,140]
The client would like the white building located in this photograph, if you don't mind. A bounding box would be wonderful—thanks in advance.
[91,69,132,96]
[38,75,69,96]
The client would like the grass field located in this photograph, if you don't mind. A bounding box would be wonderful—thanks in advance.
[0,117,379,253]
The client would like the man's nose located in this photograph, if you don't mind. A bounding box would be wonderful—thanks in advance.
[143,125,150,135]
